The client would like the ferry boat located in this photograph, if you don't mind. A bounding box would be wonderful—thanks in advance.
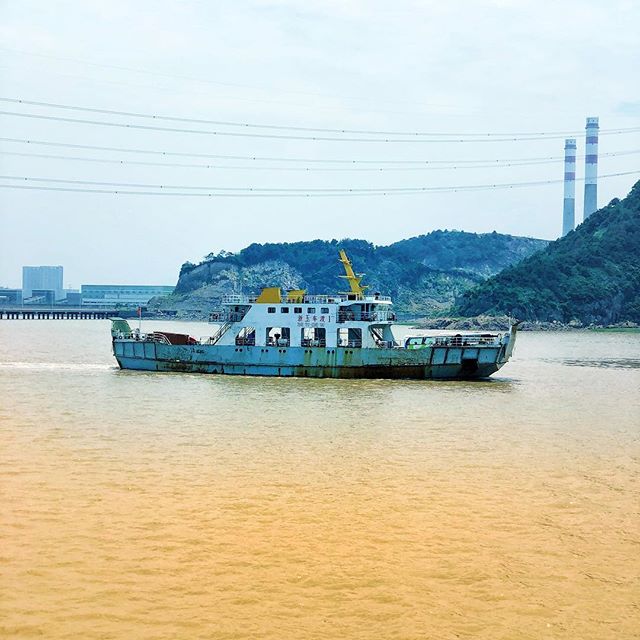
[111,251,518,379]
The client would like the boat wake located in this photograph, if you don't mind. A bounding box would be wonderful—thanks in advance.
[0,362,114,372]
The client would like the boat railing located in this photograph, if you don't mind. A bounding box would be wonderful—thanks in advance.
[363,310,396,321]
[114,330,171,344]
[266,338,290,347]
[404,333,505,348]
[146,332,173,345]
[112,331,135,340]
[209,309,248,323]
[301,295,331,304]
[204,321,232,345]
[219,293,393,306]
[337,310,395,323]
[338,339,363,348]
[301,338,327,347]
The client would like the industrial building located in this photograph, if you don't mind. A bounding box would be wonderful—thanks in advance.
[80,284,174,307]
[5,266,174,308]
[64,290,82,306]
[30,289,57,305]
[0,288,23,305]
[22,265,64,300]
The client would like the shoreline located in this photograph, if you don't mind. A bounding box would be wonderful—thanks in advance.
[413,315,640,332]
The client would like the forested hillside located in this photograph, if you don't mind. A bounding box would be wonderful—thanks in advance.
[157,230,547,318]
[456,181,640,324]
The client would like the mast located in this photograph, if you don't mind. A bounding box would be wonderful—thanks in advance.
[338,249,368,298]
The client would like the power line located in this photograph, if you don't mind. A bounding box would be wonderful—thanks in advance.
[3,148,640,173]
[0,149,546,172]
[0,136,563,164]
[1,171,637,197]
[3,97,639,138]
[2,136,639,166]
[3,109,639,144]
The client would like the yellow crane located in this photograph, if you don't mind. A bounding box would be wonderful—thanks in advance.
[338,249,368,298]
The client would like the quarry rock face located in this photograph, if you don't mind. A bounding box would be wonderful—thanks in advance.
[158,231,548,319]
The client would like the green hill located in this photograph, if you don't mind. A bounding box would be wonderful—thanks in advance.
[456,181,640,324]
[159,230,547,318]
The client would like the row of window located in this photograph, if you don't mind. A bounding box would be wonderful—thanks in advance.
[267,306,331,314]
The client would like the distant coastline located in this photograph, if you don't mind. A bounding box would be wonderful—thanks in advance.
[415,315,640,332]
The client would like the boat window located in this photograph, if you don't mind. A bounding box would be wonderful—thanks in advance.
[301,327,326,347]
[307,307,316,314]
[337,327,362,348]
[267,327,290,347]
[235,327,255,346]
[267,307,276,314]
[294,307,302,314]
[321,307,330,314]
[281,307,289,313]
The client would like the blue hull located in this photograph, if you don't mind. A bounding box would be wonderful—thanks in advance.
[113,341,508,379]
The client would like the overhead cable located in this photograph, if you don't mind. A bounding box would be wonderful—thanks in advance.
[2,136,638,166]
[1,171,637,197]
[3,97,640,138]
[3,149,640,172]
[2,109,639,144]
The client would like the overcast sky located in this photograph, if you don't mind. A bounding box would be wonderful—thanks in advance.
[1,0,639,288]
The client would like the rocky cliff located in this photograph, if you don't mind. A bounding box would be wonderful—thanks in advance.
[153,231,548,318]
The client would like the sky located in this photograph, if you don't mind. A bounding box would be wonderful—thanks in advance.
[1,0,639,288]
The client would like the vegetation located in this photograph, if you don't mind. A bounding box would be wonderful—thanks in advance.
[456,181,640,324]
[166,231,547,317]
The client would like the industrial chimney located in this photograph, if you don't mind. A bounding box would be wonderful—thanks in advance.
[562,138,576,236]
[583,117,599,219]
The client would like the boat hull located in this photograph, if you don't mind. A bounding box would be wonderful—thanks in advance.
[112,341,511,380]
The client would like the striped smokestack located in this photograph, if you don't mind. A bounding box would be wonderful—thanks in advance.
[583,116,599,219]
[562,138,576,236]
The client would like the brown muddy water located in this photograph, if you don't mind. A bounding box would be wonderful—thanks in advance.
[1,321,639,639]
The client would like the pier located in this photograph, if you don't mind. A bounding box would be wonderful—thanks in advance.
[0,308,119,320]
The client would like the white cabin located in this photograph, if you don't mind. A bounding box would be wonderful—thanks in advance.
[210,290,397,349]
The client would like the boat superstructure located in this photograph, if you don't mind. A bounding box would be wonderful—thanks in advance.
[111,251,518,379]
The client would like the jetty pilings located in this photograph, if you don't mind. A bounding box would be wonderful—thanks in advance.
[0,308,119,320]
